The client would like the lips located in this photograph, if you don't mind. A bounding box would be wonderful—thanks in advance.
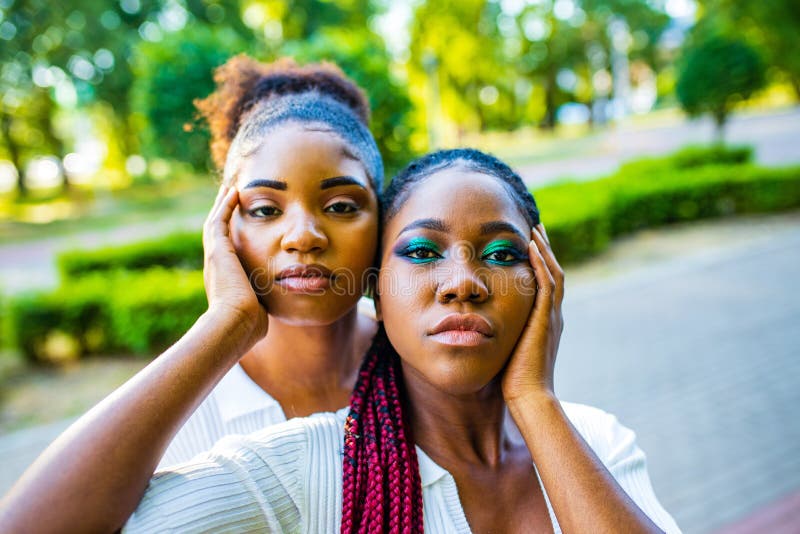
[275,264,333,293]
[428,313,494,347]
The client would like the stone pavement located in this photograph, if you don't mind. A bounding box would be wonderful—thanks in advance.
[556,212,800,533]
[1,212,799,533]
[517,106,800,187]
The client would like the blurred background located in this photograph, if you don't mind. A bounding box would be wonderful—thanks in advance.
[0,0,798,532]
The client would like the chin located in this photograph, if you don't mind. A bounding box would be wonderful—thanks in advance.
[266,294,360,327]
[426,359,506,397]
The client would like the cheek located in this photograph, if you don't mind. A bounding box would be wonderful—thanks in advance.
[378,263,433,326]
[231,217,278,272]
[336,216,379,267]
[491,267,536,344]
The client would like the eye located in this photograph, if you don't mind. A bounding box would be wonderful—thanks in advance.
[396,239,443,264]
[481,242,525,265]
[248,205,282,218]
[406,246,441,262]
[324,201,359,214]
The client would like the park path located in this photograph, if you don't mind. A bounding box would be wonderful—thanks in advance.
[517,106,800,187]
[1,211,799,532]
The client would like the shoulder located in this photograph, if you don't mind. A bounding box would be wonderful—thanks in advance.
[214,410,345,466]
[159,364,286,468]
[128,412,345,533]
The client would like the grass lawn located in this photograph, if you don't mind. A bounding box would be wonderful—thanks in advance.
[0,351,149,434]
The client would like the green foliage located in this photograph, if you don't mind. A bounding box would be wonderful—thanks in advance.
[618,144,754,174]
[697,0,800,99]
[57,231,203,281]
[109,269,206,355]
[8,275,113,363]
[676,35,766,135]
[283,28,416,177]
[535,151,800,263]
[607,164,800,235]
[130,26,248,170]
[8,269,205,362]
[408,0,669,132]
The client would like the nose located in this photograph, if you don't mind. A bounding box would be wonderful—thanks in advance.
[436,263,489,304]
[280,208,328,253]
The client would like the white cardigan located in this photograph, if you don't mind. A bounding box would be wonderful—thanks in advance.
[128,403,680,533]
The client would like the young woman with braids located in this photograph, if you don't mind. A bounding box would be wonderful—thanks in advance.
[0,55,385,532]
[96,149,674,532]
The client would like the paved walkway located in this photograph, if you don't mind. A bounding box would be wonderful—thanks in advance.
[557,212,800,533]
[2,212,799,532]
[517,107,800,187]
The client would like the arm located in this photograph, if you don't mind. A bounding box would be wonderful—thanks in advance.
[503,225,667,534]
[0,186,268,533]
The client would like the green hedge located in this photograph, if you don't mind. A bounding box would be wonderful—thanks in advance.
[535,163,800,263]
[57,231,203,281]
[7,269,205,363]
[8,145,800,362]
[617,144,754,175]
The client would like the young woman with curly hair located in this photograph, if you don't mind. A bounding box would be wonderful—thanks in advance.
[0,54,385,531]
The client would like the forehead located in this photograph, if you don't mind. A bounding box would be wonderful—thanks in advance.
[386,168,530,238]
[234,122,368,187]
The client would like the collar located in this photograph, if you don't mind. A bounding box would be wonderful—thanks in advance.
[214,363,286,425]
[416,446,449,488]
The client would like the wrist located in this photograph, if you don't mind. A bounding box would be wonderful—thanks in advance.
[506,389,560,422]
[203,304,266,354]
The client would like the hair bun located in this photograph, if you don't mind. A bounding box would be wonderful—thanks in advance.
[196,54,371,170]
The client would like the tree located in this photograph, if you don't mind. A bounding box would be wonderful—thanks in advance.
[283,28,416,177]
[409,0,512,136]
[676,35,766,142]
[697,0,800,100]
[130,26,247,171]
[0,0,257,193]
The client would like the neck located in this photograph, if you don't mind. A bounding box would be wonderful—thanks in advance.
[240,308,372,416]
[403,367,512,467]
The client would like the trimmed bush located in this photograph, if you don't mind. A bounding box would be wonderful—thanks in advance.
[57,231,203,281]
[617,144,754,175]
[534,163,800,263]
[7,276,112,363]
[109,269,206,355]
[8,269,206,362]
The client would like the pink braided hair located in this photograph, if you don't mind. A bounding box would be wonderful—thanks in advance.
[341,326,424,533]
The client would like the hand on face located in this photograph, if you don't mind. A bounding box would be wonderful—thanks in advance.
[203,184,269,345]
[501,224,565,405]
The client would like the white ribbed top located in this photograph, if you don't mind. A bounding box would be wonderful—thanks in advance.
[158,363,290,470]
[128,403,680,533]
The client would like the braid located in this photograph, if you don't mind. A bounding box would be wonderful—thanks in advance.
[341,326,424,533]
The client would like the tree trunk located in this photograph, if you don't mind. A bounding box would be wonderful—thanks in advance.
[713,107,727,145]
[540,67,557,130]
[0,109,26,196]
[790,75,800,102]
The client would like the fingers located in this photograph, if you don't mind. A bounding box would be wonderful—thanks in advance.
[204,185,238,241]
[527,230,555,333]
[532,224,564,308]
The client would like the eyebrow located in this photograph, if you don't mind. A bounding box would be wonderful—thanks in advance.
[241,176,366,191]
[397,218,449,237]
[480,221,528,242]
[320,175,367,190]
[242,179,287,191]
